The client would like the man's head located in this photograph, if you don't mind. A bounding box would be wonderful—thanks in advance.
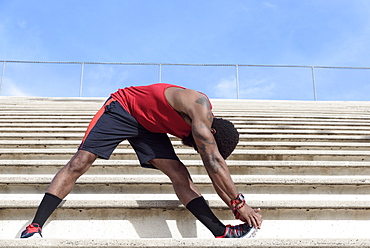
[182,118,239,159]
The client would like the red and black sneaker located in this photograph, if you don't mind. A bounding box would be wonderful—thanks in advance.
[215,223,257,238]
[20,223,43,238]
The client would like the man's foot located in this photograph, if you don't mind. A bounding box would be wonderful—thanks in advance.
[20,223,42,238]
[215,223,257,238]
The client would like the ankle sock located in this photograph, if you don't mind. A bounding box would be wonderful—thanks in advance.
[32,193,62,228]
[186,196,226,236]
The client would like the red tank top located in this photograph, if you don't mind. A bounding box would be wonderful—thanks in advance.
[110,83,211,138]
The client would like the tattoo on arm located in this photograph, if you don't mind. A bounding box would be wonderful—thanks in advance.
[192,125,214,145]
[198,144,221,174]
[194,123,220,174]
[193,96,219,173]
[195,97,211,109]
[195,97,213,123]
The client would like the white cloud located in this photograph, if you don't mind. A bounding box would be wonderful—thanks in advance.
[213,77,237,99]
[213,76,276,99]
[86,65,129,83]
[240,79,275,99]
[1,78,30,96]
[263,2,276,9]
[83,65,130,96]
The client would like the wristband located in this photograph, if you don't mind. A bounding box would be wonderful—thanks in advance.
[232,201,246,219]
[230,193,246,219]
[229,193,245,207]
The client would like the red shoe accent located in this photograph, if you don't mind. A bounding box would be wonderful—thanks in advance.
[21,223,42,238]
[215,223,256,238]
[215,225,231,238]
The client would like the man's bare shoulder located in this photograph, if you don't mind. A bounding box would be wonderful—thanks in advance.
[165,87,201,112]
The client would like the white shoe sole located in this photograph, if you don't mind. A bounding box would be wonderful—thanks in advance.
[241,227,257,238]
[22,233,42,239]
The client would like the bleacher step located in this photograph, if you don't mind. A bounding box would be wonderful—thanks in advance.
[3,140,370,151]
[1,238,370,248]
[2,174,370,186]
[1,97,370,245]
[1,193,370,209]
[1,148,370,161]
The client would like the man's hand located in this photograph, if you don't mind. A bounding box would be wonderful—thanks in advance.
[236,204,263,229]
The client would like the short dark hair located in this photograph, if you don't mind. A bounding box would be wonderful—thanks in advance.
[182,118,239,159]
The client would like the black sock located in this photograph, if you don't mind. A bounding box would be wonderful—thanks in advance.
[32,193,62,228]
[186,196,226,236]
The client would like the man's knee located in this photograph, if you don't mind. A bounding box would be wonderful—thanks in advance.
[65,150,97,175]
[150,159,192,184]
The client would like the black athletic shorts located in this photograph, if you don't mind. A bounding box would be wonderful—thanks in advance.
[78,98,180,169]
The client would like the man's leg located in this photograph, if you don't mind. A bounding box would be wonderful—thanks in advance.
[46,150,97,199]
[150,158,226,237]
[21,150,97,238]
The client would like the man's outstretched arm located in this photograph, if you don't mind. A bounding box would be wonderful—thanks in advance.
[186,93,262,229]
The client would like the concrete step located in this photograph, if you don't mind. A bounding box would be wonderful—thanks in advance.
[1,148,370,161]
[2,174,370,187]
[3,116,370,126]
[240,129,370,135]
[2,140,370,151]
[2,160,370,176]
[0,111,96,116]
[2,238,370,248]
[2,127,370,135]
[236,141,370,150]
[2,174,370,195]
[244,134,370,142]
[237,125,370,131]
[1,110,370,117]
[0,116,92,120]
[233,119,370,126]
[1,209,370,240]
[0,105,370,115]
[4,121,370,131]
[215,112,370,120]
[2,118,370,125]
[1,194,370,240]
[0,123,89,128]
[2,133,370,143]
[4,111,368,120]
[4,101,370,112]
[2,193,370,209]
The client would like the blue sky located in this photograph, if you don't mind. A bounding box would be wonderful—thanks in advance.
[1,0,370,100]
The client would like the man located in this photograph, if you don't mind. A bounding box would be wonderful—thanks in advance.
[21,83,262,239]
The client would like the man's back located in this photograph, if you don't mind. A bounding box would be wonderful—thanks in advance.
[111,83,204,138]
